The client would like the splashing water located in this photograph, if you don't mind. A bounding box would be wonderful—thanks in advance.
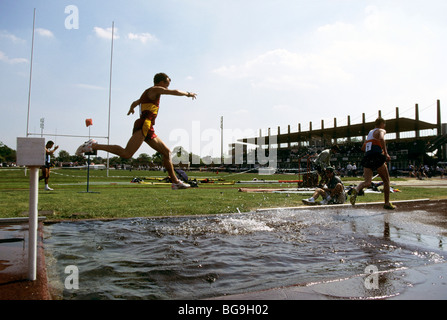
[44,207,446,300]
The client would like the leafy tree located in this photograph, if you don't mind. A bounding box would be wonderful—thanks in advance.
[0,142,16,163]
[152,152,163,166]
[109,156,123,167]
[135,153,151,167]
[57,150,71,162]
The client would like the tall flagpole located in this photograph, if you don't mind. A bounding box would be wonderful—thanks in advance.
[25,8,38,280]
[26,8,36,137]
[107,21,114,177]
[221,116,224,164]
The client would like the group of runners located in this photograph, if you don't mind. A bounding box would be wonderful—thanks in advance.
[303,117,395,210]
[44,72,395,209]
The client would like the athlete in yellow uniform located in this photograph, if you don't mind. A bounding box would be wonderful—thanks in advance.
[76,73,197,190]
[133,88,161,142]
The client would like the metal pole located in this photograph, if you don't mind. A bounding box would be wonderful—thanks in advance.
[86,155,91,192]
[107,21,114,177]
[40,117,44,137]
[28,166,39,281]
[24,9,36,178]
[27,132,108,139]
[220,116,223,164]
[87,126,91,192]
[26,8,36,137]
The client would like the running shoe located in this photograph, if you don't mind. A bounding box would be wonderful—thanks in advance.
[171,181,191,190]
[75,139,96,156]
[302,198,315,205]
[383,203,396,210]
[349,188,358,205]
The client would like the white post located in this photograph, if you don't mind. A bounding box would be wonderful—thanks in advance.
[107,21,114,177]
[28,166,39,281]
[220,116,223,164]
[16,137,45,281]
[26,8,36,138]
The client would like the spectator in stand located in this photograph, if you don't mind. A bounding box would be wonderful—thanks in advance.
[352,163,357,177]
[346,162,353,177]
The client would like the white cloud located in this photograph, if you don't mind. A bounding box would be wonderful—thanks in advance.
[316,21,357,40]
[94,27,119,40]
[213,48,351,91]
[0,30,25,43]
[232,109,249,115]
[35,28,54,38]
[0,51,27,64]
[75,83,106,90]
[272,104,294,112]
[213,4,442,96]
[127,32,157,44]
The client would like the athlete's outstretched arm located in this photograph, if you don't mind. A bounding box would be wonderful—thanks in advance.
[150,86,197,99]
[127,99,140,115]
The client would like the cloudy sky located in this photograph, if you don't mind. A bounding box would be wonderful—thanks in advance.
[1,0,446,159]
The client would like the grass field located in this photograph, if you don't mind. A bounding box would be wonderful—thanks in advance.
[1,168,446,221]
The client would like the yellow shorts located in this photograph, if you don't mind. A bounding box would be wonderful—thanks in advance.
[133,103,159,142]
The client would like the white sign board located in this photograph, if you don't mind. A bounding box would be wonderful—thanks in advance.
[16,137,45,166]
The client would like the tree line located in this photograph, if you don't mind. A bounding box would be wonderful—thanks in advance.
[0,142,215,168]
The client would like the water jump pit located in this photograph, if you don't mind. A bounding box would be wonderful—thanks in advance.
[0,218,50,300]
[41,199,447,300]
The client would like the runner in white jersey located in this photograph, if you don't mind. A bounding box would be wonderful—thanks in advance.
[350,117,395,210]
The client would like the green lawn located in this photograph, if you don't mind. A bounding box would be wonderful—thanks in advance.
[1,168,446,221]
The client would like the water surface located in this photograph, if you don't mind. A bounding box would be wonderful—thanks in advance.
[44,207,446,299]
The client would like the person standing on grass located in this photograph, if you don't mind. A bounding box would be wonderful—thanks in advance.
[40,140,58,191]
[350,117,395,210]
[76,73,197,190]
[314,145,340,186]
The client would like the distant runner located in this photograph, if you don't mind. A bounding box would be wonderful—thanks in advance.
[40,140,58,191]
[350,117,395,210]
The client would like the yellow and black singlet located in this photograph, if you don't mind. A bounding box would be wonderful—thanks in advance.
[134,88,160,140]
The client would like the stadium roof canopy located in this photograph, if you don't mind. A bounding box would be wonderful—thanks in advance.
[237,117,439,146]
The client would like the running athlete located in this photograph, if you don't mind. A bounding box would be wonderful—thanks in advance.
[40,140,58,191]
[76,73,197,190]
[350,117,395,209]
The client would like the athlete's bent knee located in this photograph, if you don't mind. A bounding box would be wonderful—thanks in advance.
[161,148,172,160]
[121,151,135,159]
